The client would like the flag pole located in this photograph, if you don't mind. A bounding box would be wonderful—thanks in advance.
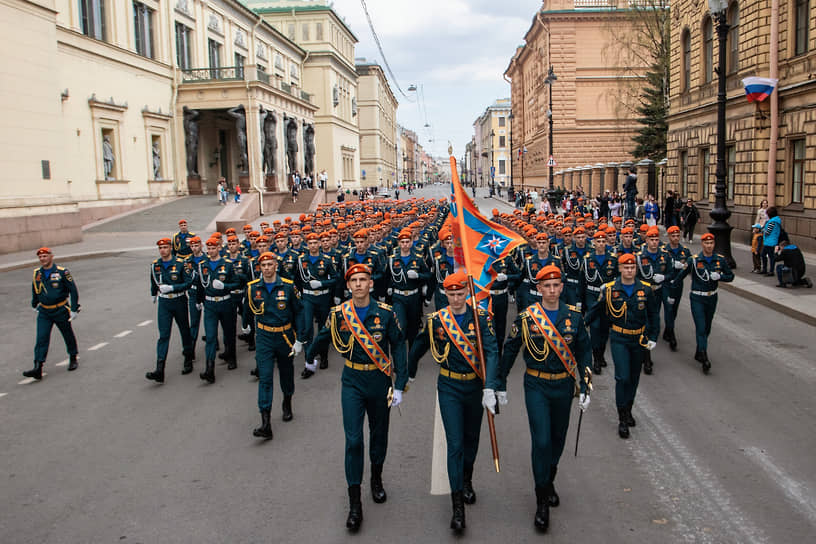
[466,274,500,473]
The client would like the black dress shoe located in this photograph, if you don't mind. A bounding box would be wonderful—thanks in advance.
[253,410,273,439]
[146,360,165,383]
[370,464,387,503]
[701,351,711,374]
[301,368,315,379]
[250,366,259,377]
[462,466,476,504]
[23,361,44,380]
[346,485,363,532]
[547,467,559,506]
[67,355,78,371]
[450,491,466,533]
[534,486,549,532]
[694,350,705,363]
[282,395,293,422]
[626,403,636,427]
[618,421,630,439]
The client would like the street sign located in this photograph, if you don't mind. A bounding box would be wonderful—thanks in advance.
[547,156,557,167]
[490,166,495,176]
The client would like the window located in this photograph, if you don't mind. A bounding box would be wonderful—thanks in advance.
[791,138,806,203]
[795,0,809,56]
[208,39,221,78]
[133,1,155,59]
[287,23,295,41]
[703,17,713,83]
[499,136,506,147]
[726,144,736,200]
[499,160,506,175]
[302,23,310,41]
[79,0,106,41]
[728,2,739,73]
[699,147,711,198]
[682,29,691,91]
[316,22,324,41]
[498,116,506,127]
[234,53,245,78]
[680,150,689,197]
[175,22,192,70]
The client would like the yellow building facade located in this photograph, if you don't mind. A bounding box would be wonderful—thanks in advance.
[473,99,511,190]
[355,59,398,190]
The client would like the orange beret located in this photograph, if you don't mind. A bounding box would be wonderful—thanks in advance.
[249,231,260,237]
[227,235,239,242]
[37,247,52,255]
[536,265,561,282]
[301,225,312,233]
[492,209,499,216]
[284,217,292,223]
[299,214,307,222]
[536,232,549,241]
[257,252,276,263]
[561,227,573,235]
[701,233,715,241]
[225,228,236,235]
[398,230,412,240]
[612,217,622,223]
[593,231,607,239]
[639,224,649,232]
[353,229,369,239]
[256,235,269,243]
[189,236,201,243]
[156,238,171,246]
[646,227,660,238]
[443,271,468,291]
[345,263,372,281]
[290,229,301,236]
[667,226,681,234]
[618,253,636,265]
[274,232,287,240]
[243,224,253,231]
[260,221,270,227]
[319,232,331,239]
[306,233,319,241]
[585,222,595,229]
[605,226,617,234]
[263,228,274,235]
[573,227,586,235]
[205,238,220,247]
[178,219,188,225]
[337,222,347,229]
[272,220,281,226]
[621,227,634,234]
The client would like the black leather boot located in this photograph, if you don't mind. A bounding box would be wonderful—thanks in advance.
[626,401,636,427]
[462,465,476,504]
[182,353,194,375]
[547,466,559,506]
[694,349,705,362]
[592,349,603,375]
[146,360,165,383]
[662,328,670,342]
[346,485,363,531]
[701,351,711,374]
[67,354,78,371]
[617,406,630,439]
[450,490,466,532]
[282,395,293,422]
[226,354,237,370]
[253,409,273,439]
[22,361,43,380]
[370,463,387,503]
[250,366,258,377]
[247,339,256,352]
[668,329,678,351]
[643,351,653,375]
[534,486,549,531]
[319,353,328,369]
[199,359,215,383]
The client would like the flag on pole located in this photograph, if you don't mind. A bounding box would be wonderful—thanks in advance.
[741,77,778,103]
[447,156,526,301]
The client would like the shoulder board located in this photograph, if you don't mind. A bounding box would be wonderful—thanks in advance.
[247,278,261,286]
[716,253,725,259]
[189,231,197,236]
[377,301,393,311]
[603,281,615,289]
[223,258,232,263]
[641,281,651,287]
[175,257,185,263]
[57,266,66,271]
[281,277,293,284]
[567,304,580,313]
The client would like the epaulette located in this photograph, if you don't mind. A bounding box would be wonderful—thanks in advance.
[519,310,528,319]
[57,266,66,271]
[567,304,581,313]
[175,257,185,263]
[377,301,393,311]
[603,281,615,290]
[281,277,293,284]
[247,278,261,286]
[190,231,197,236]
[641,281,651,287]
[224,258,232,263]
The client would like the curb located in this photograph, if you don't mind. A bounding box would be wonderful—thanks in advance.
[0,247,155,273]
[719,282,816,327]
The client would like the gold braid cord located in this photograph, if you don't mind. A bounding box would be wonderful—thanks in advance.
[247,287,265,316]
[605,286,627,321]
[32,269,44,295]
[330,311,354,356]
[428,318,450,363]
[521,317,550,362]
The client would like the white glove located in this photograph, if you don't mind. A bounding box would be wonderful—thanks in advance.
[309,279,322,289]
[391,389,403,408]
[212,279,225,290]
[344,290,351,298]
[496,391,508,406]
[290,340,303,356]
[196,303,203,311]
[241,325,251,335]
[482,388,497,415]
[334,297,341,305]
[496,273,508,282]
[710,272,721,281]
[408,377,416,384]
[674,260,686,270]
[575,302,583,311]
[578,393,590,412]
[646,340,657,351]
[69,311,78,321]
[159,284,173,294]
[667,297,676,305]
[509,294,515,304]
[653,273,665,284]
[387,288,393,296]
[421,285,428,296]
[33,305,39,312]
[152,296,158,304]
[305,359,318,372]
[407,269,419,279]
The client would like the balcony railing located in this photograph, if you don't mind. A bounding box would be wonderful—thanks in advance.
[181,67,311,104]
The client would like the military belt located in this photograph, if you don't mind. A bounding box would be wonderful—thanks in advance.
[205,295,231,302]
[611,324,645,336]
[39,299,68,310]
[691,289,717,297]
[586,285,601,293]
[489,288,508,295]
[345,360,379,371]
[526,368,570,380]
[303,288,330,296]
[158,292,186,299]
[393,288,419,296]
[258,322,292,333]
[529,289,541,297]
[230,289,243,295]
[440,367,479,381]
[565,278,580,284]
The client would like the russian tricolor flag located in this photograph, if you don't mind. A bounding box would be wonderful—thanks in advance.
[742,77,778,103]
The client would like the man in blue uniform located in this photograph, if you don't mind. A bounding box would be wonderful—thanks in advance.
[298,233,338,378]
[582,231,618,374]
[520,233,561,310]
[497,264,591,532]
[560,227,588,307]
[635,227,671,375]
[487,253,521,357]
[184,236,205,358]
[306,264,407,532]
[662,225,692,351]
[389,229,431,351]
[25,247,80,380]
[246,252,306,436]
[172,219,195,258]
[409,272,499,533]
[147,238,194,382]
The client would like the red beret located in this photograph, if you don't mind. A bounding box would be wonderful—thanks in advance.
[573,227,586,235]
[646,227,660,238]
[256,235,269,243]
[667,226,681,234]
[249,231,260,237]
[189,236,201,243]
[561,227,573,235]
[36,247,52,256]
[243,224,253,230]
[274,232,287,240]
[618,253,636,265]
[354,228,369,239]
[536,232,549,241]
[536,265,561,282]
[443,271,468,291]
[227,235,239,242]
[225,228,236,235]
[345,263,372,281]
[398,229,412,240]
[156,238,171,246]
[701,233,715,241]
[306,233,319,241]
[593,231,607,239]
[205,238,220,247]
[257,252,277,263]
[639,224,649,232]
[621,227,634,235]
[178,219,188,225]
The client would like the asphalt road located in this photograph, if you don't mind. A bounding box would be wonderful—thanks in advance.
[1,186,815,543]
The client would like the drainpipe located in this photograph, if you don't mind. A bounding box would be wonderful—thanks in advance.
[767,0,779,206]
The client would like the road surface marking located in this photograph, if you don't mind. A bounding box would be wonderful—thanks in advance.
[430,392,450,495]
[0,393,7,399]
[18,373,47,385]
[744,447,816,526]
[55,359,69,367]
[88,342,108,351]
[114,330,132,338]
[137,320,153,327]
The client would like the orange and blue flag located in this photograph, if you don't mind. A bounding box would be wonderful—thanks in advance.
[447,156,526,299]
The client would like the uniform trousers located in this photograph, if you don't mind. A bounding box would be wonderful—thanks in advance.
[188,291,202,353]
[585,298,610,351]
[561,279,581,306]
[203,299,236,361]
[610,333,644,408]
[392,293,422,350]
[34,307,78,362]
[523,373,573,487]
[438,375,483,492]
[255,329,295,411]
[690,294,717,351]
[489,293,509,356]
[156,297,192,361]
[302,295,331,363]
[341,366,391,486]
[662,283,683,333]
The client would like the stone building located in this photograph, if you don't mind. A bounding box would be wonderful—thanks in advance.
[355,58,398,190]
[473,98,511,191]
[504,0,650,197]
[399,126,422,185]
[666,0,816,248]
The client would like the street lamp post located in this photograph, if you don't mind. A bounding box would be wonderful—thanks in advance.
[489,129,495,196]
[508,111,515,200]
[708,0,736,268]
[545,66,557,191]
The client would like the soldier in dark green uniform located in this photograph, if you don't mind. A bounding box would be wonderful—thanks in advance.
[226,235,251,356]
[298,233,338,378]
[586,253,659,439]
[497,264,591,532]
[25,247,80,380]
[184,236,205,358]
[340,228,382,303]
[306,264,407,532]
[388,229,431,351]
[520,233,561,309]
[431,229,457,310]
[487,253,521,357]
[409,272,499,533]
[680,232,734,373]
[582,231,618,374]
[172,219,195,258]
[147,238,194,383]
[662,225,692,351]
[560,227,588,307]
[246,252,306,437]
[635,227,671,375]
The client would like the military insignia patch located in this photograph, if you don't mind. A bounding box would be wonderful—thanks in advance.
[278,302,286,310]
[509,324,519,338]
[254,289,263,300]
[436,327,446,340]
[563,334,573,344]
[638,302,645,310]
[373,332,383,341]
[613,292,620,298]
[374,316,381,325]
[637,290,645,296]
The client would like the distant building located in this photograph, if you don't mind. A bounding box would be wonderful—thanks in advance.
[355,58,398,190]
[473,98,511,190]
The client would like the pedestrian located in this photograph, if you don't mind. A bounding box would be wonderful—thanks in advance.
[172,219,196,258]
[498,265,591,532]
[623,166,638,220]
[306,264,407,532]
[291,180,298,203]
[234,184,242,203]
[680,198,700,242]
[773,240,812,288]
[643,195,659,227]
[146,238,194,383]
[246,252,306,438]
[750,224,764,273]
[760,206,782,275]
[24,247,80,380]
[609,197,622,219]
[755,199,769,228]
[408,271,500,534]
[663,191,676,228]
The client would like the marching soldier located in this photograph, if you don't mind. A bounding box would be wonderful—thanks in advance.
[298,233,338,378]
[408,272,499,533]
[25,247,80,380]
[226,235,251,355]
[615,226,637,254]
[184,236,206,358]
[582,231,618,374]
[635,227,671,375]
[662,226,692,351]
[172,219,195,258]
[560,226,588,307]
[341,228,383,303]
[520,233,561,310]
[147,238,194,383]
[497,265,591,532]
[195,238,240,382]
[306,264,407,532]
[487,253,521,357]
[680,232,734,373]
[586,253,659,439]
[246,252,306,437]
[430,229,457,310]
[388,229,431,351]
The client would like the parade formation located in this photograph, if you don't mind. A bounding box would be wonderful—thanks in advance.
[25,177,737,536]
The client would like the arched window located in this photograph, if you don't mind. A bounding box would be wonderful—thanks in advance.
[727,2,739,73]
[702,16,713,83]
[682,28,691,91]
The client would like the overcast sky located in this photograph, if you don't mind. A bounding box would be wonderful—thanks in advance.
[330,0,539,159]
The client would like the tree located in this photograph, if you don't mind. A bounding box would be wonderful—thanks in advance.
[632,66,667,161]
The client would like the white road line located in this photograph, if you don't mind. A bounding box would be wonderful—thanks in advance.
[55,359,69,367]
[114,330,132,338]
[18,373,47,385]
[0,393,7,399]
[88,342,108,351]
[744,447,816,526]
[430,392,450,495]
[137,320,153,327]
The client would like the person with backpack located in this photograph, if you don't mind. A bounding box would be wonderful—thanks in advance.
[760,207,783,276]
